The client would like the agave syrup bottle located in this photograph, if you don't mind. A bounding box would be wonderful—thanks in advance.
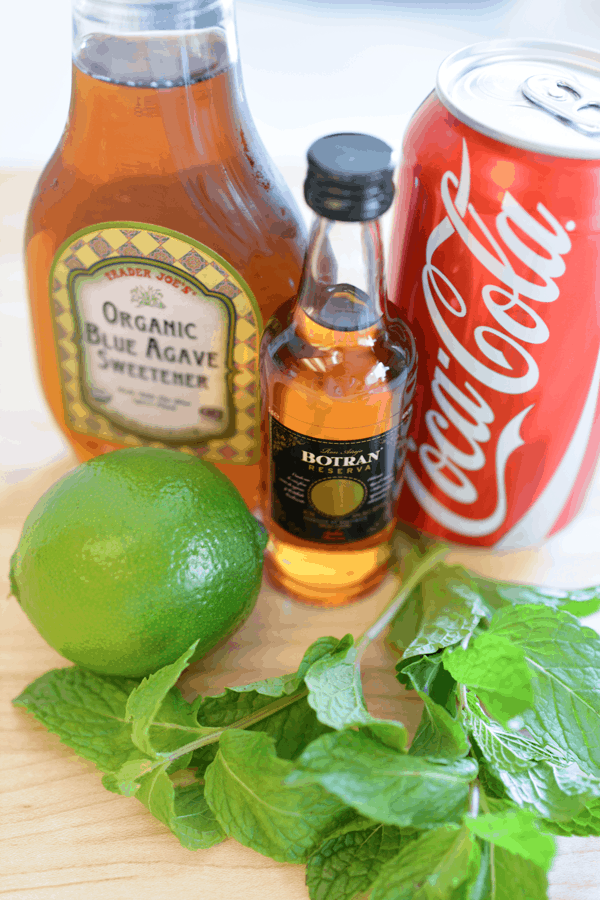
[260,134,417,606]
[25,0,305,510]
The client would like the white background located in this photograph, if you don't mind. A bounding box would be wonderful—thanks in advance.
[2,0,600,167]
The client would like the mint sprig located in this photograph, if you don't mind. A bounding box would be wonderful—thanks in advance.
[13,545,600,898]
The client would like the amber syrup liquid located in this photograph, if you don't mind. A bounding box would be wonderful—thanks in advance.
[26,62,304,510]
[260,298,416,607]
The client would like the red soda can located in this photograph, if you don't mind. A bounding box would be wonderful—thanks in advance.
[389,39,600,549]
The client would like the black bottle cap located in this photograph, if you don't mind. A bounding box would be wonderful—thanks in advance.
[304,133,395,222]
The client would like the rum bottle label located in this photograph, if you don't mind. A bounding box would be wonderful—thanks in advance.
[270,416,400,544]
[50,222,261,463]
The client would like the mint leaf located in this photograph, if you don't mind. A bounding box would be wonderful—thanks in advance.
[464,694,562,772]
[306,819,418,900]
[462,839,491,900]
[473,756,508,802]
[361,719,410,753]
[463,837,549,900]
[465,807,555,870]
[387,579,423,651]
[288,729,478,829]
[485,605,600,773]
[125,640,204,757]
[368,825,479,900]
[13,663,209,785]
[13,667,141,773]
[204,729,350,863]
[473,576,600,618]
[465,694,596,819]
[389,564,488,659]
[303,636,408,751]
[410,692,469,760]
[443,633,534,726]
[133,764,225,849]
[396,652,457,714]
[134,761,174,825]
[489,764,587,821]
[543,796,600,836]
[172,780,226,849]
[190,690,328,779]
[304,635,372,729]
[111,757,157,795]
[496,761,600,821]
[482,843,549,900]
[146,687,209,770]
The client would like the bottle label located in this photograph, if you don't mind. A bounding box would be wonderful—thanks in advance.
[270,416,400,544]
[50,222,261,463]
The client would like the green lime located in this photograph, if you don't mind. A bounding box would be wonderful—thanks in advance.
[9,448,267,678]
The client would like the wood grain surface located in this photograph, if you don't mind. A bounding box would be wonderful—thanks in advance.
[2,454,600,899]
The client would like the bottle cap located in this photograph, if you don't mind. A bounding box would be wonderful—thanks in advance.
[304,133,395,222]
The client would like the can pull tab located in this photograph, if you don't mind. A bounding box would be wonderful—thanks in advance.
[521,74,600,136]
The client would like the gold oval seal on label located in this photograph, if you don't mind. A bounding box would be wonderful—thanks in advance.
[309,479,365,517]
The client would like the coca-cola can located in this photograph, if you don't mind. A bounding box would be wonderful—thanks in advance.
[389,39,600,549]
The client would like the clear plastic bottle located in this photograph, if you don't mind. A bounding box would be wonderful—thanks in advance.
[25,0,305,510]
[260,134,417,606]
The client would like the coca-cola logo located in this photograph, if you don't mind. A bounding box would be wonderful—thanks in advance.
[405,138,573,538]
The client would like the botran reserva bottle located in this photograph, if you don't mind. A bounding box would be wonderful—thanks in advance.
[260,134,417,606]
[25,0,305,509]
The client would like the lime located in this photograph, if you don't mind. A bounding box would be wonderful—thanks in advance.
[9,448,267,677]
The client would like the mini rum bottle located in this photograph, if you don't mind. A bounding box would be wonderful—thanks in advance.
[260,133,417,606]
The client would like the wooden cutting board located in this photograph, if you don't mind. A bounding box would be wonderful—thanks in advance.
[1,454,599,899]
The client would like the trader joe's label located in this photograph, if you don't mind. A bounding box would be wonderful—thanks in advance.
[270,416,400,543]
[50,223,261,463]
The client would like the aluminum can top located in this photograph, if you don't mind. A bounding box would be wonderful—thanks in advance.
[437,39,600,159]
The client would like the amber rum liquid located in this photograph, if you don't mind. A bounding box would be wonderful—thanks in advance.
[26,18,304,510]
[261,292,416,606]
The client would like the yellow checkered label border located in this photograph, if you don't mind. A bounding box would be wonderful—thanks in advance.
[50,222,261,465]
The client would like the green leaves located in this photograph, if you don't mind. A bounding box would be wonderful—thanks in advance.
[305,819,418,900]
[125,640,204,757]
[473,576,600,619]
[289,729,478,829]
[543,797,600,836]
[13,666,153,773]
[396,651,457,714]
[204,729,350,863]
[464,668,600,821]
[190,639,337,769]
[135,765,226,849]
[304,635,372,729]
[472,843,549,900]
[368,825,480,900]
[464,693,561,774]
[483,605,600,773]
[443,632,534,726]
[410,692,470,760]
[304,634,408,750]
[13,639,336,854]
[171,781,226,849]
[388,564,488,659]
[465,806,555,870]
